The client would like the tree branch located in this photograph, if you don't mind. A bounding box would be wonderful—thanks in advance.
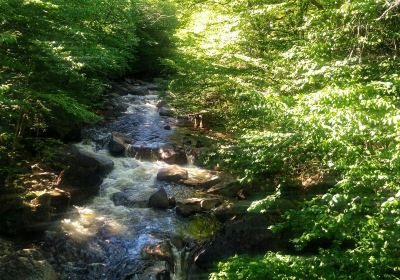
[378,0,400,20]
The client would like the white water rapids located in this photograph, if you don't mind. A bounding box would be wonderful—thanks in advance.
[43,87,211,280]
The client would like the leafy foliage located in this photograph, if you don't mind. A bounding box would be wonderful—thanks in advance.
[0,0,178,182]
[167,0,400,279]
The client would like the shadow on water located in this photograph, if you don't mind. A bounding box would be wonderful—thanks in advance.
[42,81,214,280]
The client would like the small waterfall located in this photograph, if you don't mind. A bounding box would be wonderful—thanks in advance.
[170,243,191,280]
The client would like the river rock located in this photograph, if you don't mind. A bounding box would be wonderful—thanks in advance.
[109,132,132,156]
[141,242,173,265]
[34,190,70,213]
[159,107,174,117]
[157,166,188,182]
[211,200,249,222]
[146,83,159,90]
[206,174,241,197]
[148,188,170,209]
[182,170,220,189]
[156,100,167,108]
[81,149,115,175]
[158,146,187,165]
[176,197,222,217]
[0,241,57,280]
[57,146,114,204]
[127,85,149,95]
[194,214,286,268]
[111,192,148,208]
[135,261,170,280]
[128,144,158,160]
[175,202,201,217]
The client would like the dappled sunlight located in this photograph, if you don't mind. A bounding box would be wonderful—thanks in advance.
[62,207,127,240]
[178,10,240,57]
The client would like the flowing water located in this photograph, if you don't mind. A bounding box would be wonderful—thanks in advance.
[42,85,212,280]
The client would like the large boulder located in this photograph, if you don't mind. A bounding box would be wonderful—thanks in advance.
[156,166,188,182]
[33,190,70,214]
[57,146,114,204]
[194,214,287,268]
[148,188,170,209]
[111,192,148,208]
[109,132,132,156]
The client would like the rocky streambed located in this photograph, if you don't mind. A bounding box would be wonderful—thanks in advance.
[38,79,243,280]
[0,79,291,280]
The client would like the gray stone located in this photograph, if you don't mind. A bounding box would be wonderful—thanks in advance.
[148,188,170,209]
[157,166,188,182]
[0,242,57,280]
[111,192,148,208]
[175,197,222,217]
[109,131,132,156]
[159,107,174,117]
[57,146,114,204]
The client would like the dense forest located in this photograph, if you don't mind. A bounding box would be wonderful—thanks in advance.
[1,0,400,279]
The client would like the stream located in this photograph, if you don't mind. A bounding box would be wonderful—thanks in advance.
[41,81,215,280]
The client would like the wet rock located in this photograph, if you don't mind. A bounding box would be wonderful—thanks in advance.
[173,147,188,165]
[0,240,57,280]
[157,166,188,182]
[128,144,158,161]
[195,214,286,268]
[113,84,131,95]
[159,107,174,117]
[57,146,114,204]
[170,236,185,250]
[141,242,173,265]
[34,190,70,213]
[176,203,200,217]
[109,132,132,156]
[168,197,176,207]
[147,83,159,91]
[158,146,187,165]
[164,125,171,130]
[136,261,170,280]
[156,100,167,108]
[81,149,115,175]
[149,188,170,209]
[128,145,187,164]
[112,192,148,208]
[127,85,149,95]
[102,98,129,119]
